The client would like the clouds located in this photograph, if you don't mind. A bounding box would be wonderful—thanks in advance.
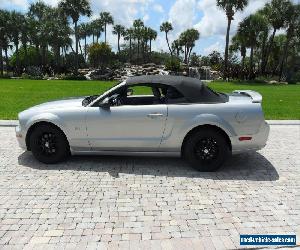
[203,41,224,55]
[195,0,270,38]
[169,0,197,35]
[152,4,164,13]
[2,0,29,10]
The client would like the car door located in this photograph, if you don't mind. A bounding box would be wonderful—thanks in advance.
[85,104,168,151]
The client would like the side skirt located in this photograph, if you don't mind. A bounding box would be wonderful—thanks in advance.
[71,150,181,157]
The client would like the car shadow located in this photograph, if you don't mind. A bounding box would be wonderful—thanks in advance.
[18,151,279,181]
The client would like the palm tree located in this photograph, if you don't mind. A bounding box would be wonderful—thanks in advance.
[278,4,299,80]
[238,13,267,79]
[78,23,90,61]
[179,28,200,64]
[48,8,72,72]
[160,21,173,55]
[261,0,292,74]
[91,18,103,43]
[100,12,114,44]
[28,1,51,65]
[113,24,126,53]
[0,10,10,75]
[59,0,91,71]
[124,28,134,62]
[148,28,157,54]
[216,0,248,78]
[230,33,247,72]
[9,11,25,74]
[133,19,144,61]
[171,39,183,57]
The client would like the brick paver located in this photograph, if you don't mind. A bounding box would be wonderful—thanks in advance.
[0,125,299,249]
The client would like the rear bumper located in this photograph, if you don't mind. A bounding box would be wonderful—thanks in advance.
[231,121,270,154]
[15,125,27,150]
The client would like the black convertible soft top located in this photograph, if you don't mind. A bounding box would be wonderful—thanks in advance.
[126,75,226,103]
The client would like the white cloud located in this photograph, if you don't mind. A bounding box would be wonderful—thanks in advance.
[195,0,270,38]
[143,14,150,22]
[203,41,224,55]
[91,0,153,27]
[153,4,164,13]
[169,0,197,34]
[154,0,199,52]
[41,0,60,7]
[3,0,29,10]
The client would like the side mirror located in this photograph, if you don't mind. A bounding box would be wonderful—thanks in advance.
[99,97,110,109]
[127,88,134,96]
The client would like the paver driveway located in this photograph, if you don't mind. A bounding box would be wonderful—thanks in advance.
[0,125,299,250]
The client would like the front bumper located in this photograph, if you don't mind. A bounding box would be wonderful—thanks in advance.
[15,125,27,150]
[231,121,270,154]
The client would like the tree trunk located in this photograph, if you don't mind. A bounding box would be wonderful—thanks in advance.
[260,32,267,73]
[137,39,140,63]
[74,20,79,72]
[54,45,60,73]
[104,24,107,44]
[187,47,193,65]
[0,47,3,76]
[249,46,254,80]
[184,45,187,64]
[262,28,276,74]
[84,36,87,62]
[149,39,152,54]
[129,37,132,62]
[117,33,120,53]
[79,40,83,55]
[241,55,245,79]
[279,30,291,81]
[15,42,19,75]
[224,17,232,79]
[165,32,172,55]
[92,34,95,44]
[4,48,9,72]
[23,44,27,69]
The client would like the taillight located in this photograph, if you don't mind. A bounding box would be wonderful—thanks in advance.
[239,136,252,141]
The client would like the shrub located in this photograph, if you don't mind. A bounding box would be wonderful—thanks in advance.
[65,53,86,72]
[165,57,181,72]
[10,46,54,68]
[88,43,113,69]
[62,74,86,80]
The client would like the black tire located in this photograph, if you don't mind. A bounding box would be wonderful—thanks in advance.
[183,128,230,172]
[29,124,70,164]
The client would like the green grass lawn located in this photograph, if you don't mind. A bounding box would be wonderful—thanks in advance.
[0,78,299,120]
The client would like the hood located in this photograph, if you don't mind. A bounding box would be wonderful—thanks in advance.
[24,97,85,112]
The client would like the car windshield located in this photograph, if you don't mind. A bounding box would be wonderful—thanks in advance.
[82,81,125,107]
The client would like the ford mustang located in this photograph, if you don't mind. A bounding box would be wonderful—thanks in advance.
[16,75,270,171]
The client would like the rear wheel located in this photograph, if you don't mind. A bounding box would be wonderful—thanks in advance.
[29,124,69,164]
[183,128,230,171]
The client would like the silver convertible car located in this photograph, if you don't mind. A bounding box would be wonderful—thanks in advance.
[16,75,270,171]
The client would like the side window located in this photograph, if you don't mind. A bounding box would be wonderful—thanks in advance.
[127,85,153,96]
[163,86,186,104]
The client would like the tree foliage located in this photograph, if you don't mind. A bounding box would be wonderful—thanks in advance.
[88,42,112,68]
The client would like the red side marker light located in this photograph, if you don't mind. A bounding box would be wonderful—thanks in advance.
[239,136,252,141]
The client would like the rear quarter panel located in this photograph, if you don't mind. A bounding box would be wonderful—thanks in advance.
[160,102,265,151]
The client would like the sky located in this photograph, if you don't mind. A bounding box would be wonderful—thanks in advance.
[2,0,299,56]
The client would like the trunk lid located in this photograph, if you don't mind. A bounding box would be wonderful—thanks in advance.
[231,90,262,103]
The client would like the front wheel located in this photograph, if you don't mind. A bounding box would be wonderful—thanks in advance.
[29,124,70,164]
[183,128,230,172]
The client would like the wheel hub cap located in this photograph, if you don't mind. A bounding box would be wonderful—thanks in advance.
[194,137,219,161]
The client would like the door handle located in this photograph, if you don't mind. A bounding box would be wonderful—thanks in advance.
[147,113,164,118]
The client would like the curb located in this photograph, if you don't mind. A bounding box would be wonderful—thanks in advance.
[0,120,299,127]
[0,120,19,127]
